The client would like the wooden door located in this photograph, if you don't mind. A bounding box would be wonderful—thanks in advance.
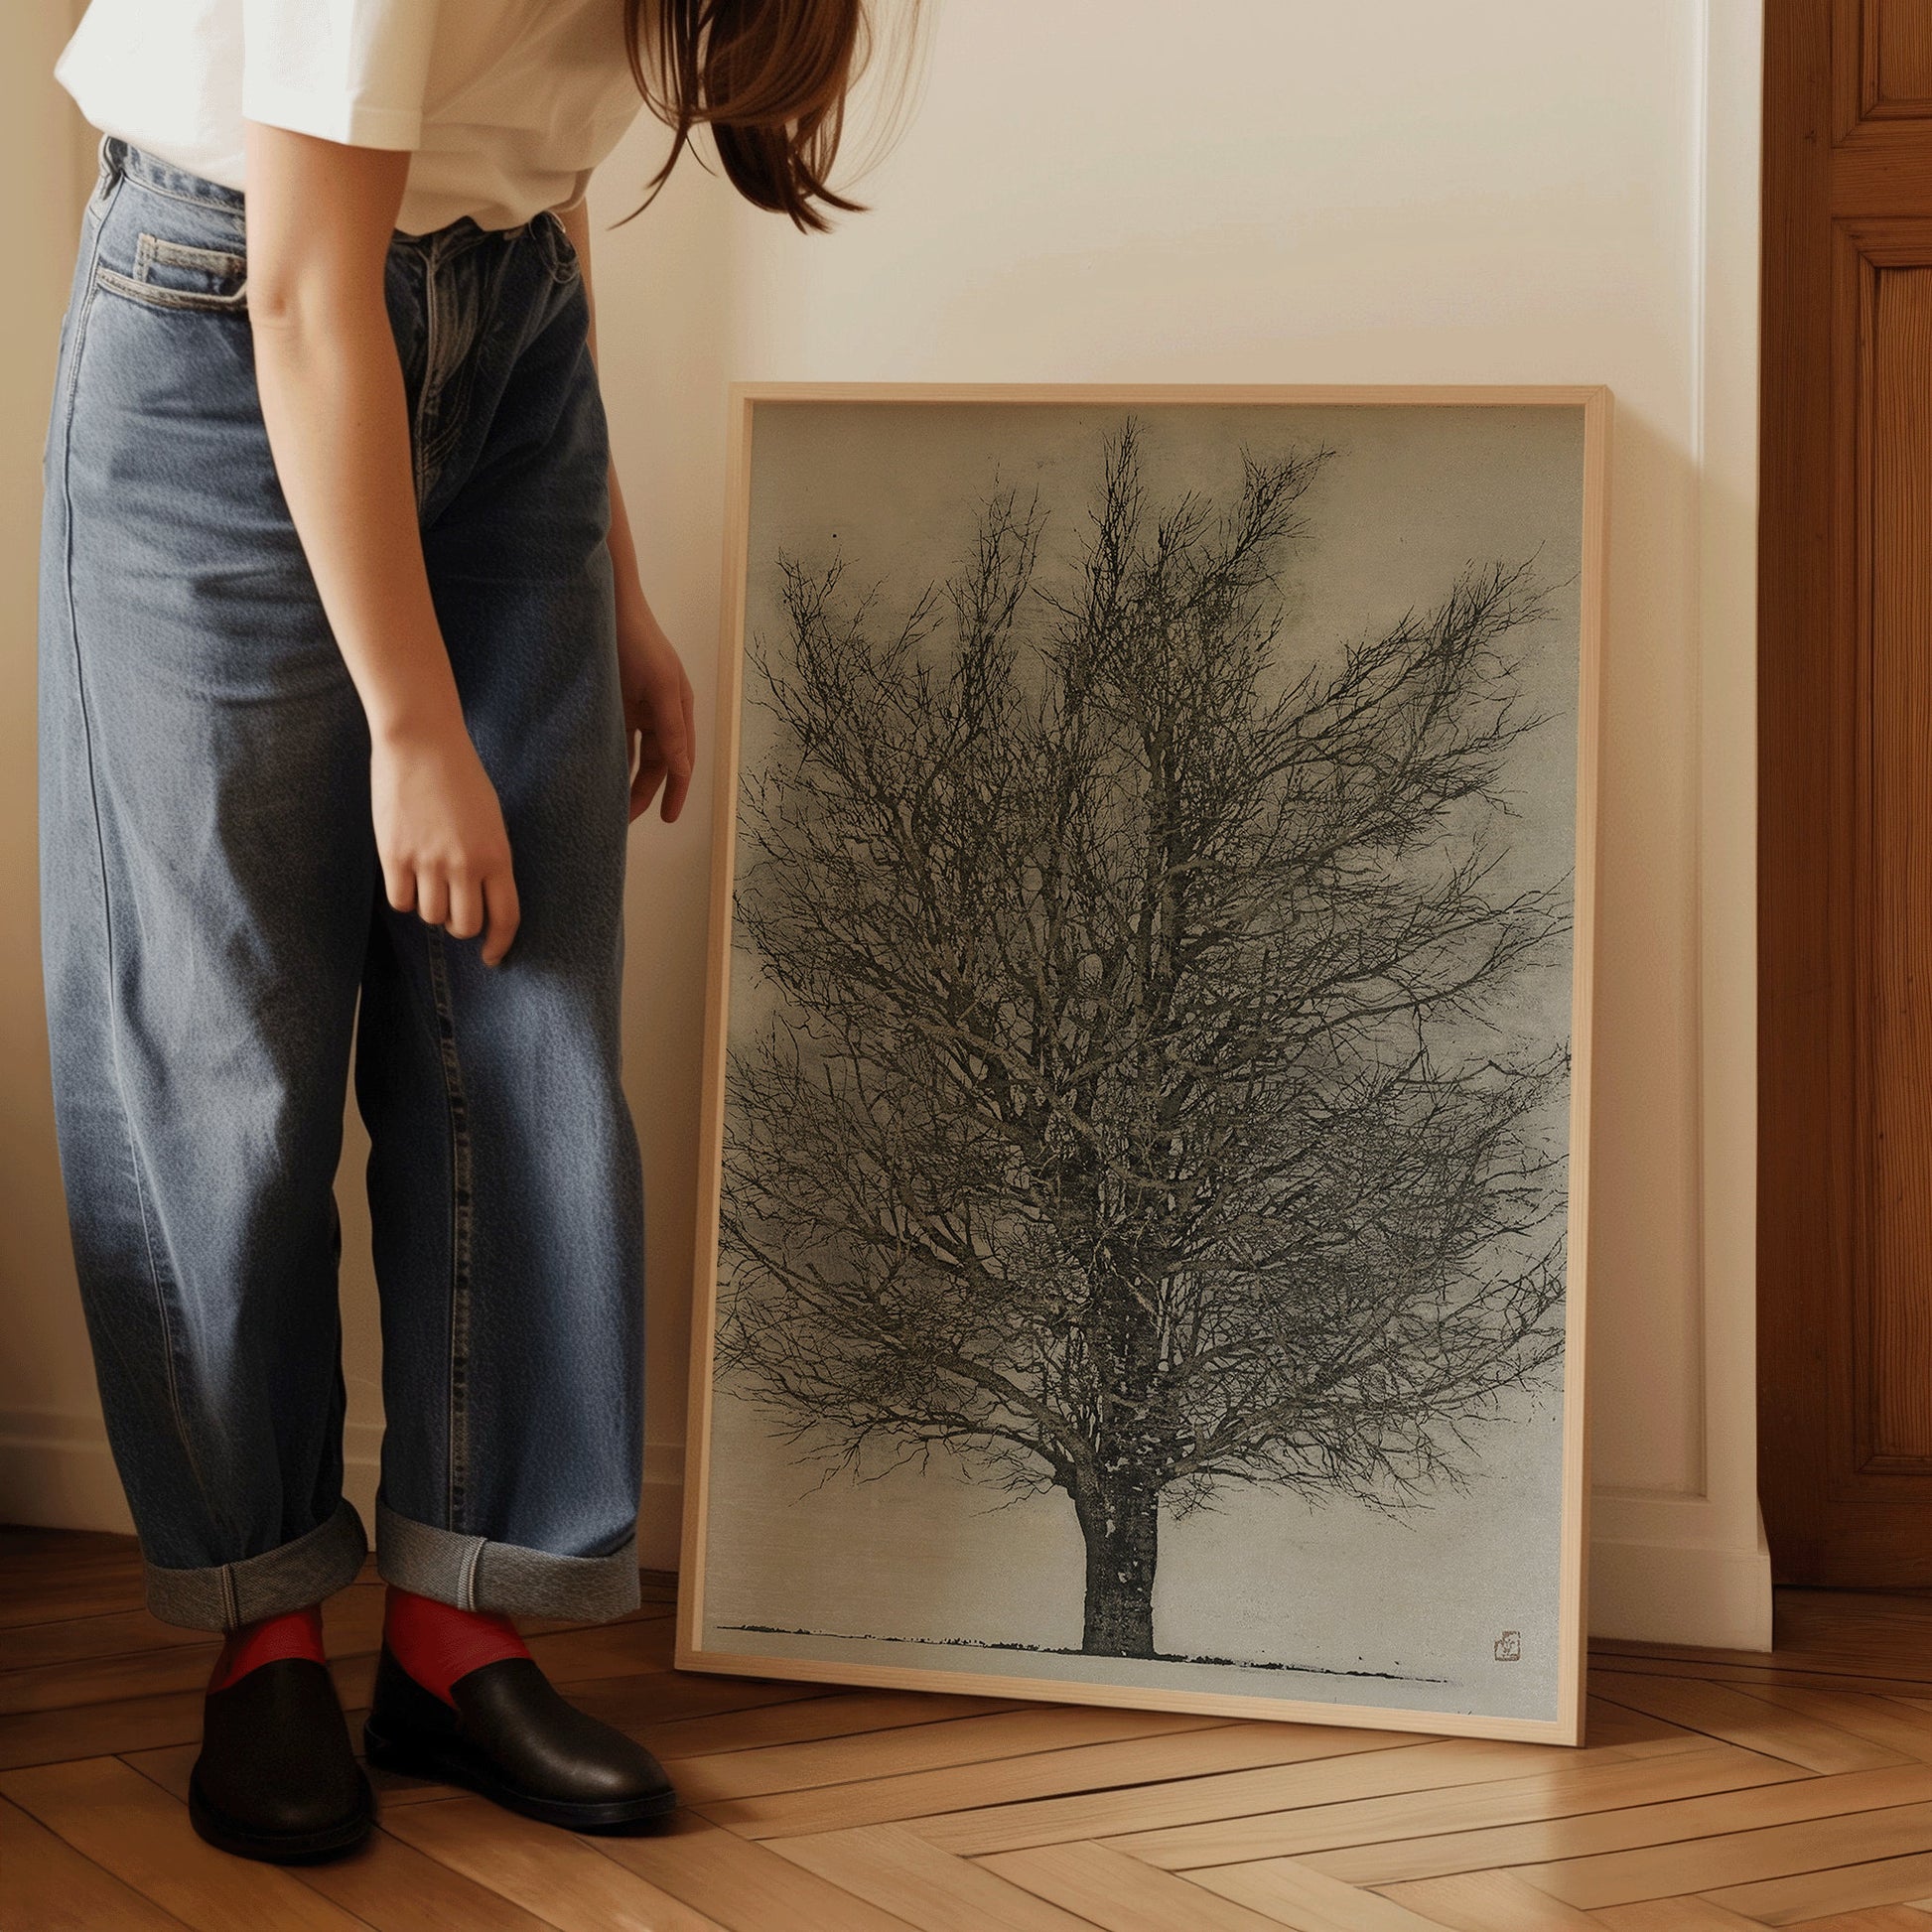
[1761,0,1932,1584]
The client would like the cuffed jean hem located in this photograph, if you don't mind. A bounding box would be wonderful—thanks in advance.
[374,1498,641,1621]
[143,1498,368,1632]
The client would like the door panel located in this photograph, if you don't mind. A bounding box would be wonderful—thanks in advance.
[1868,1,1932,119]
[1762,3,1932,1581]
[1864,249,1932,1473]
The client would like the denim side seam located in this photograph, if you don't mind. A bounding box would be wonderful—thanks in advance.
[424,928,475,1532]
[411,232,484,509]
[411,239,441,508]
[51,161,224,1554]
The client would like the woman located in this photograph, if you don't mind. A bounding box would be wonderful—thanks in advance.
[44,0,883,1865]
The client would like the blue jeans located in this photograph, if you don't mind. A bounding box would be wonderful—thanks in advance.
[39,140,645,1631]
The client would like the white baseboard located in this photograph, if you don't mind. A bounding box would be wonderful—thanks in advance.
[1588,1520,1774,1651]
[634,1452,685,1573]
[0,1410,134,1534]
[0,1410,688,1575]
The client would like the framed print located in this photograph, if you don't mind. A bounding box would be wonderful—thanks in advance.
[678,384,1606,1744]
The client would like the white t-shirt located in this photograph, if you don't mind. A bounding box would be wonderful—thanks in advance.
[57,0,647,234]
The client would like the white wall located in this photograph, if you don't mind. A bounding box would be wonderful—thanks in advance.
[586,0,1770,1647]
[1,0,1767,1648]
[0,1,112,1528]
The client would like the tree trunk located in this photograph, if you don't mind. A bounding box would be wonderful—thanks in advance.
[1074,1480,1159,1658]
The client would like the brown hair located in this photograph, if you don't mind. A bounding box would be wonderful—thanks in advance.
[626,0,907,233]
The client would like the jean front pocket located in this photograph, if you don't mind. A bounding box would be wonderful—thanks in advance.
[95,233,248,315]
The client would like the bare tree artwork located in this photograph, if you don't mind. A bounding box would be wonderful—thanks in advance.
[717,420,1571,1662]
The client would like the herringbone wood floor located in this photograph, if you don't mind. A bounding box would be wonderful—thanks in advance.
[10,1529,1932,1928]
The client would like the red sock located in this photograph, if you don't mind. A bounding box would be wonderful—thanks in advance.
[207,1604,327,1693]
[383,1587,530,1705]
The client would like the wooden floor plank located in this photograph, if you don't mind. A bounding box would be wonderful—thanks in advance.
[0,1530,147,1628]
[1773,1592,1932,1674]
[1726,1682,1932,1761]
[0,1755,369,1931]
[0,1604,210,1675]
[379,1793,729,1931]
[1587,1671,1910,1773]
[645,1688,1023,1760]
[701,1723,1426,1840]
[1372,1867,1606,1929]
[1294,1759,1930,1886]
[561,1669,827,1734]
[0,1638,224,1717]
[294,1828,564,1932]
[770,1821,1103,1931]
[595,1815,923,1932]
[0,1685,205,1771]
[1518,1797,1932,1906]
[982,1842,1319,1932]
[1579,1697,1696,1749]
[1596,1655,1932,1702]
[1590,1900,1767,1930]
[1184,1856,1457,1930]
[1776,1909,1932,1932]
[1700,1852,1932,1926]
[522,1617,675,1685]
[22,1532,1932,1931]
[675,1705,1226,1804]
[1110,1743,1799,1874]
[912,1736,1632,1858]
[0,1792,192,1932]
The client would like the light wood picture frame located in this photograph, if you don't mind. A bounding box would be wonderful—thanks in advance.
[678,383,1607,1745]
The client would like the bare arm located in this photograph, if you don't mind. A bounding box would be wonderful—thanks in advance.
[556,199,695,824]
[243,122,519,961]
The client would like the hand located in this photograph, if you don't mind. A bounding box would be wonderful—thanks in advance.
[617,595,696,823]
[371,719,521,966]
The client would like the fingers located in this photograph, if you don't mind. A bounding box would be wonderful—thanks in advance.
[371,737,519,963]
[415,871,451,931]
[629,741,665,822]
[383,859,416,915]
[662,672,697,823]
[660,764,690,824]
[629,663,697,824]
[481,867,520,968]
[445,871,484,942]
[381,859,517,965]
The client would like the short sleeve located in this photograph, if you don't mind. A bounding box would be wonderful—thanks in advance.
[241,0,441,152]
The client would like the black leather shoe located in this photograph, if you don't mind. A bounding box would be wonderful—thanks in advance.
[189,1659,373,1863]
[362,1645,677,1831]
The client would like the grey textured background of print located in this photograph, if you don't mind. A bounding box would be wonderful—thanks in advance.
[703,400,1586,1722]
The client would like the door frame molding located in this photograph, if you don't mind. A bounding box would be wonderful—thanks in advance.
[1593,0,1769,1647]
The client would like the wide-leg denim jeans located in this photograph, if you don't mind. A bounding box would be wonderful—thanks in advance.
[39,140,645,1631]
